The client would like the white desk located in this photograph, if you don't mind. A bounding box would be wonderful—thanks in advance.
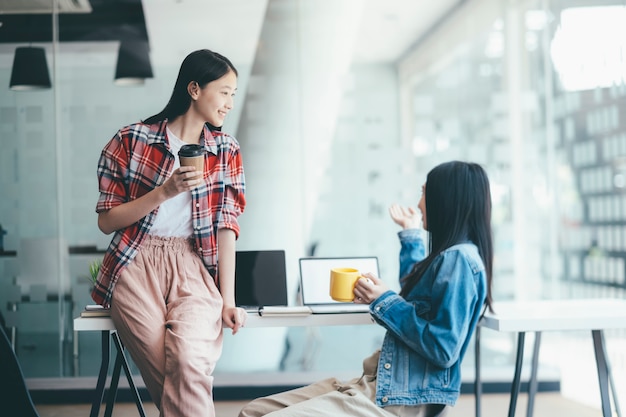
[475,298,626,417]
[74,317,146,417]
[73,311,373,332]
[77,299,626,417]
[73,312,374,417]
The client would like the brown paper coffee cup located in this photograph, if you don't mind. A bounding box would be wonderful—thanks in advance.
[178,144,205,181]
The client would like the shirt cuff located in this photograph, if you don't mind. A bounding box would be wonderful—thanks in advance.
[398,229,423,241]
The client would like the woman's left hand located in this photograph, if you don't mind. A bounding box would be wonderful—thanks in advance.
[353,272,389,304]
[222,305,247,335]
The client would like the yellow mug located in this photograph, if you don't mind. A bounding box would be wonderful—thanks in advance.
[329,267,362,302]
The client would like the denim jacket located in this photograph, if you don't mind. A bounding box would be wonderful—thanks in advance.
[370,229,487,407]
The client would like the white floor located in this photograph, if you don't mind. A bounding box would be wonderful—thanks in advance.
[35,392,605,417]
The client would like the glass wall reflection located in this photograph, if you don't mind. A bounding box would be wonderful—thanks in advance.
[0,1,624,410]
[400,0,626,407]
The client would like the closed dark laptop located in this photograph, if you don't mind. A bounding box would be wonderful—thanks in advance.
[235,250,288,310]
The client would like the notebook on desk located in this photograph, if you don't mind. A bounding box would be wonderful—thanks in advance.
[298,256,379,314]
[235,250,289,312]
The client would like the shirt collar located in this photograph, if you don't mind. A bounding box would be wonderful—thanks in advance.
[145,120,218,156]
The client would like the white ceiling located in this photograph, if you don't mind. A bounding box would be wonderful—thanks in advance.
[142,0,268,68]
[353,0,460,64]
[0,0,461,69]
[144,0,461,67]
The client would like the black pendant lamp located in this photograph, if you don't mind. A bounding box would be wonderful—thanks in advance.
[114,40,153,86]
[9,47,52,91]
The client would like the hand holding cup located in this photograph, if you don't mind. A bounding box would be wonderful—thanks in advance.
[178,144,206,183]
[329,268,362,302]
[353,273,388,304]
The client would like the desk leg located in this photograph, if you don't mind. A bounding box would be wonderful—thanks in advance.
[475,326,482,417]
[508,332,526,417]
[89,331,110,417]
[103,347,124,417]
[72,330,79,377]
[610,363,623,417]
[608,349,623,417]
[526,332,541,417]
[111,331,147,417]
[592,330,621,417]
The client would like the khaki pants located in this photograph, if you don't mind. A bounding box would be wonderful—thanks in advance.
[110,236,223,417]
[238,351,448,417]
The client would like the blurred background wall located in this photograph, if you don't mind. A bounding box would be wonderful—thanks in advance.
[0,0,625,410]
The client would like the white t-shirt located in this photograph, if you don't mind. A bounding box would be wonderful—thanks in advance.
[149,128,194,238]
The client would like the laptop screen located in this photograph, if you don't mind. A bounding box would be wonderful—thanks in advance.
[299,256,379,305]
[235,250,288,308]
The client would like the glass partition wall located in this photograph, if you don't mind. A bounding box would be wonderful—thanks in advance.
[0,0,624,410]
[0,68,67,378]
[0,0,401,385]
[0,2,70,376]
[399,0,626,408]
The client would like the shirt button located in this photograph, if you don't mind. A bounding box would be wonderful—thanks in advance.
[375,306,381,312]
[195,203,200,208]
[382,396,388,403]
[384,363,391,369]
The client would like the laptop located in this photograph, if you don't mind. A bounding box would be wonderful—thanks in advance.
[235,250,288,312]
[298,256,379,314]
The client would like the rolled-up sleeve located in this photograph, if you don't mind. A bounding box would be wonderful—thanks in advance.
[96,133,128,213]
[217,146,246,237]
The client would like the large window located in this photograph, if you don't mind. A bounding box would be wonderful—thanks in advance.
[400,0,626,407]
[1,1,624,409]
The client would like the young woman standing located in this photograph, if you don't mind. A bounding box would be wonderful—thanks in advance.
[94,49,246,416]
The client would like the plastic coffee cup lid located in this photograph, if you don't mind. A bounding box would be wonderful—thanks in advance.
[178,144,205,157]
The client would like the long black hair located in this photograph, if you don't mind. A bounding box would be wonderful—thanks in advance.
[143,49,238,125]
[399,161,493,312]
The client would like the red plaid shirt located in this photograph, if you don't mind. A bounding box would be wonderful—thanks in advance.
[92,120,246,307]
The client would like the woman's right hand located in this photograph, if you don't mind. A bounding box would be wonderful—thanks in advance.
[353,273,389,304]
[97,166,203,234]
[389,203,421,230]
[160,166,203,198]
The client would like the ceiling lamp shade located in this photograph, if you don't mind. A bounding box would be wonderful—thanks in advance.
[114,40,153,86]
[9,47,52,91]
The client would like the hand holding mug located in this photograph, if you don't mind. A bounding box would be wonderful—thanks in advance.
[329,267,362,302]
[353,272,388,304]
